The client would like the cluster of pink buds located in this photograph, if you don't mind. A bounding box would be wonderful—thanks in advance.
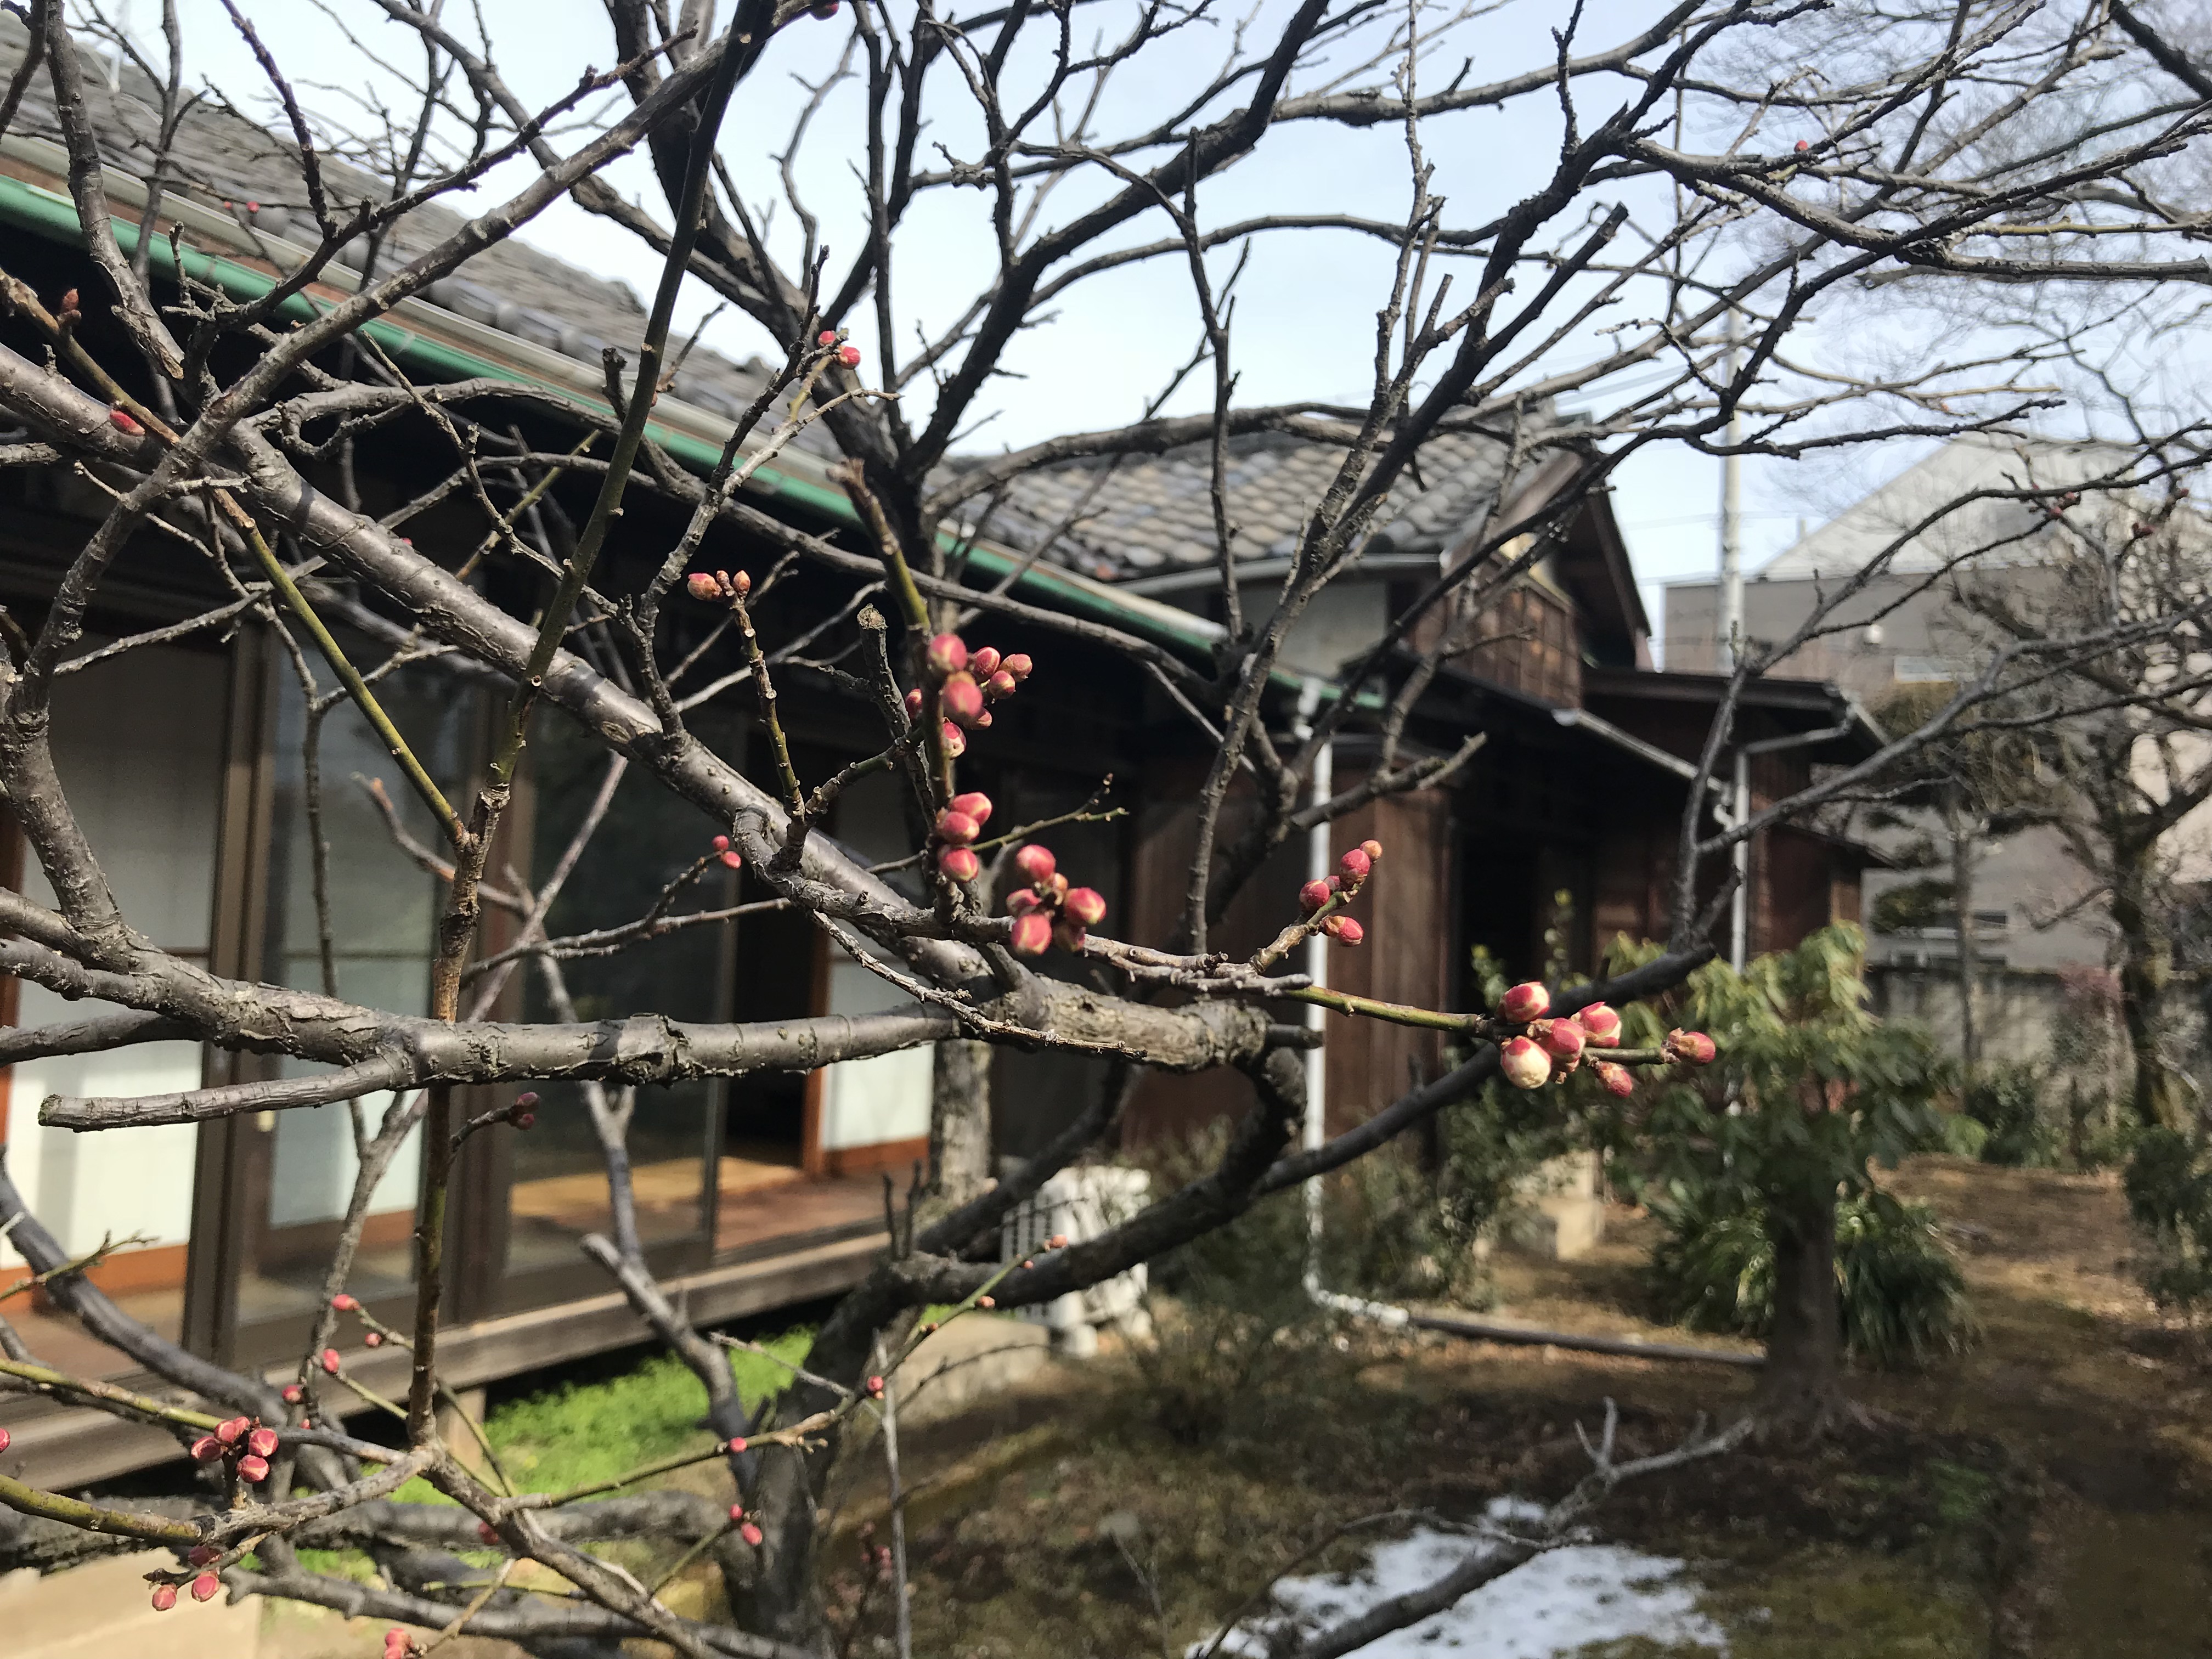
[385,1626,419,1658]
[509,1091,538,1130]
[189,1415,280,1485]
[857,1521,895,1578]
[729,1503,765,1547]
[150,1561,224,1611]
[1004,844,1105,954]
[817,327,863,369]
[1491,980,1715,1097]
[933,791,995,881]
[685,567,753,604]
[905,635,1033,758]
[1298,839,1381,946]
[709,833,742,871]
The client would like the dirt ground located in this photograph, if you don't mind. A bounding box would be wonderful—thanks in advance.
[826,1155,2212,1659]
[254,1154,2212,1657]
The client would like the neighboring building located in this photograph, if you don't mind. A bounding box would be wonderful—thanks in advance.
[0,21,1877,1487]
[1662,435,2145,1048]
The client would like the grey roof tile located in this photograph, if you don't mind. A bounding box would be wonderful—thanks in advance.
[0,17,822,453]
[958,424,1559,581]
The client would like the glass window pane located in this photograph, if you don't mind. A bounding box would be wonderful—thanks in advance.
[1,643,224,1378]
[233,640,470,1334]
[500,712,725,1301]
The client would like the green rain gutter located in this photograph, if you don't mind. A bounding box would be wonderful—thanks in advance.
[0,157,1248,670]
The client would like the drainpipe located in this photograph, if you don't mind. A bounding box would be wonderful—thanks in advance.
[1295,679,1410,1328]
[1730,747,1751,971]
[1286,681,1762,1361]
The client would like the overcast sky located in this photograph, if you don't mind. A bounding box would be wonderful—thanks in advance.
[128,0,1960,656]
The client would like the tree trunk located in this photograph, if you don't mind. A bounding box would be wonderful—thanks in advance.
[1754,1184,1847,1430]
[928,1037,994,1202]
[1946,784,1979,1079]
[2110,843,2186,1128]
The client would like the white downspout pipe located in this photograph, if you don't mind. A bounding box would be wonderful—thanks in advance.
[1295,678,1408,1328]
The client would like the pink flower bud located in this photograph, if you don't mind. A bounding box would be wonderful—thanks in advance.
[969,646,1001,676]
[320,1349,341,1375]
[686,572,721,600]
[985,669,1017,699]
[0,1428,8,1453]
[1793,138,1809,152]
[151,1584,178,1612]
[1007,888,1041,915]
[110,406,143,435]
[1338,847,1371,881]
[478,1520,500,1543]
[282,1384,302,1404]
[1014,844,1057,882]
[1499,1036,1552,1090]
[237,1454,269,1483]
[713,834,731,852]
[926,633,968,676]
[973,708,992,728]
[1001,653,1033,681]
[364,1332,383,1347]
[818,329,839,346]
[190,1573,220,1602]
[948,791,994,826]
[720,849,742,869]
[1666,1029,1718,1065]
[866,1375,885,1397]
[1053,919,1088,952]
[1595,1061,1635,1098]
[1063,887,1107,927]
[247,1427,279,1458]
[978,1294,996,1309]
[513,1111,536,1129]
[1575,1003,1621,1045]
[940,720,967,758]
[940,673,984,725]
[904,687,923,717]
[1535,1019,1583,1063]
[191,1436,223,1462]
[1298,879,1332,913]
[1330,917,1364,946]
[837,344,862,368]
[1361,839,1382,861]
[938,846,980,882]
[728,1436,747,1453]
[1009,911,1053,955]
[188,1545,219,1567]
[741,1521,764,1547]
[935,808,981,845]
[332,1294,358,1312]
[386,1631,411,1657]
[1499,981,1549,1023]
[216,1417,251,1446]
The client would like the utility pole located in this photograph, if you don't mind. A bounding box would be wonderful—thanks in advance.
[1720,307,1750,970]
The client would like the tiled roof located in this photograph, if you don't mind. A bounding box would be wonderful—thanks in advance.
[960,425,1566,581]
[0,16,815,448]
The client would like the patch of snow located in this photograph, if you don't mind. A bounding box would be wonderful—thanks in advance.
[1201,1516,1727,1659]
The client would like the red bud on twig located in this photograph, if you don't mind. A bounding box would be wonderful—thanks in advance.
[926,633,968,676]
[1595,1061,1635,1097]
[1499,1036,1551,1090]
[1014,844,1057,882]
[1575,1003,1621,1044]
[1499,982,1549,1023]
[938,846,981,881]
[1063,887,1107,927]
[1009,911,1052,955]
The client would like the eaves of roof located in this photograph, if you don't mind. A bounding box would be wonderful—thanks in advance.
[0,138,1231,669]
[1581,664,1886,759]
